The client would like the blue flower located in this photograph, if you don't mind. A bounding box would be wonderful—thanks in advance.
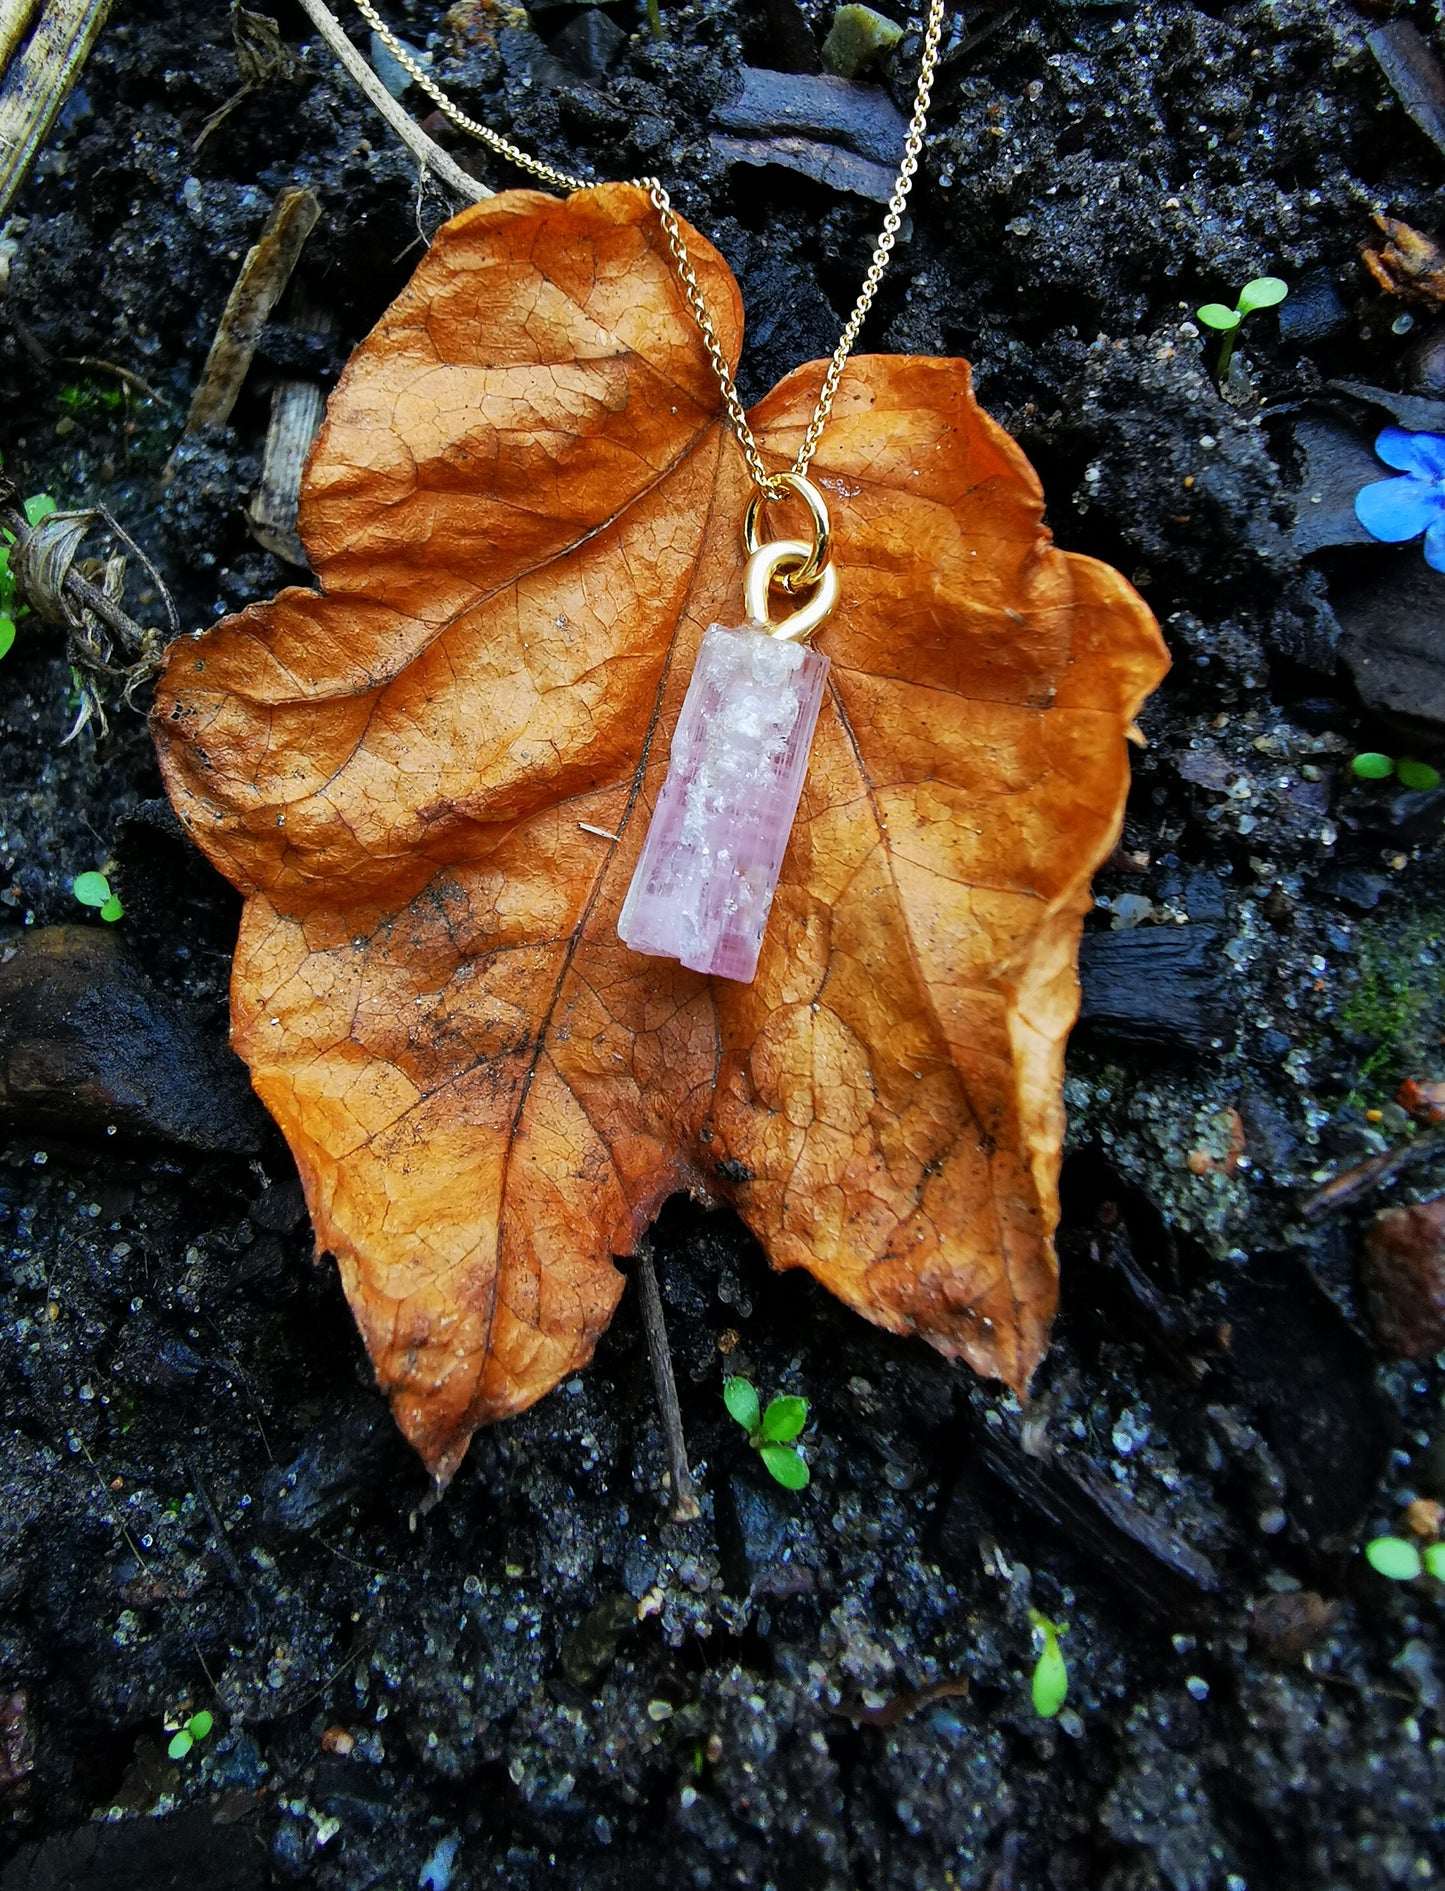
[1355,427,1445,572]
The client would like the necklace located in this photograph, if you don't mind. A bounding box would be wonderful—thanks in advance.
[350,0,944,983]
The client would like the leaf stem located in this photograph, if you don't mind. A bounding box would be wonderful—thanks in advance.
[634,1239,701,1522]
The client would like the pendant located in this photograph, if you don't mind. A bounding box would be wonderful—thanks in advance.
[618,475,839,984]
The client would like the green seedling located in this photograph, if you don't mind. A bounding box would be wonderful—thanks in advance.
[1196,276,1288,386]
[1027,1608,1069,1717]
[1365,1535,1422,1581]
[72,871,123,923]
[723,1376,810,1489]
[166,1708,214,1761]
[0,490,58,661]
[1352,752,1440,791]
[58,380,124,416]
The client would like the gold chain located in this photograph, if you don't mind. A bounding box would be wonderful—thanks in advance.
[347,0,944,500]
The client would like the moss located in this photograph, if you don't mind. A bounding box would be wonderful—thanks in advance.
[1340,909,1445,1099]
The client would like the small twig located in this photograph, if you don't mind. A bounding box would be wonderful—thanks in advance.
[183,1447,261,1631]
[634,1238,701,1523]
[1302,1128,1445,1219]
[293,0,490,206]
[57,354,160,401]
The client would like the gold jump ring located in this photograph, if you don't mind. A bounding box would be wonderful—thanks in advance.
[743,540,838,644]
[743,471,832,591]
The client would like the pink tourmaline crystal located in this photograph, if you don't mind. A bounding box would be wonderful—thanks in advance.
[618,623,830,983]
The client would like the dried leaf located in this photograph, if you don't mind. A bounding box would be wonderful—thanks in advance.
[1362,213,1445,309]
[154,184,1167,1482]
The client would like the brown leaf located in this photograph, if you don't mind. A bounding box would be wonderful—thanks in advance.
[1362,213,1445,309]
[154,184,1167,1482]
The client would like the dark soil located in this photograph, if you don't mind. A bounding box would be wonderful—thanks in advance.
[3,1,1445,1886]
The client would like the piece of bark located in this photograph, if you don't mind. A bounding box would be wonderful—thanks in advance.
[709,131,899,204]
[0,926,266,1153]
[977,1422,1223,1614]
[715,65,906,164]
[1369,21,1445,160]
[247,294,335,566]
[1076,925,1227,1050]
[1335,559,1445,736]
[0,0,112,217]
[1289,413,1381,555]
[1329,381,1445,436]
[175,186,321,445]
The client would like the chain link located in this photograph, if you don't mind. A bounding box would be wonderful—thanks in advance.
[348,0,944,499]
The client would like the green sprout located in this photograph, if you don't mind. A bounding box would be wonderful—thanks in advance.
[0,490,58,660]
[58,380,124,416]
[723,1376,809,1489]
[73,871,123,923]
[1352,752,1441,792]
[1027,1608,1069,1717]
[166,1708,214,1761]
[1196,276,1288,386]
[1365,1536,1422,1581]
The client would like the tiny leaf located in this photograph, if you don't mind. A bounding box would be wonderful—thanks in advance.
[1423,1543,1445,1582]
[1395,758,1440,791]
[759,1442,809,1489]
[72,871,112,908]
[0,616,13,659]
[1351,752,1395,781]
[23,493,57,527]
[1031,1637,1068,1716]
[1365,1535,1422,1581]
[1236,276,1288,313]
[187,1709,214,1741]
[167,1730,194,1761]
[99,894,124,923]
[723,1376,761,1435]
[1196,304,1241,331]
[760,1395,808,1443]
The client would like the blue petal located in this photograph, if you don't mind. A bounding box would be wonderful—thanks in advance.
[1375,427,1445,479]
[1356,475,1445,542]
[1425,517,1445,574]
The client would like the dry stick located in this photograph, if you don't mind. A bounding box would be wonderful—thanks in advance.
[293,0,490,205]
[635,1239,701,1523]
[0,0,113,217]
[1302,1126,1445,1219]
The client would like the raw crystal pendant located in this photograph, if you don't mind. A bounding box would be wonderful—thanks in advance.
[618,623,830,983]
